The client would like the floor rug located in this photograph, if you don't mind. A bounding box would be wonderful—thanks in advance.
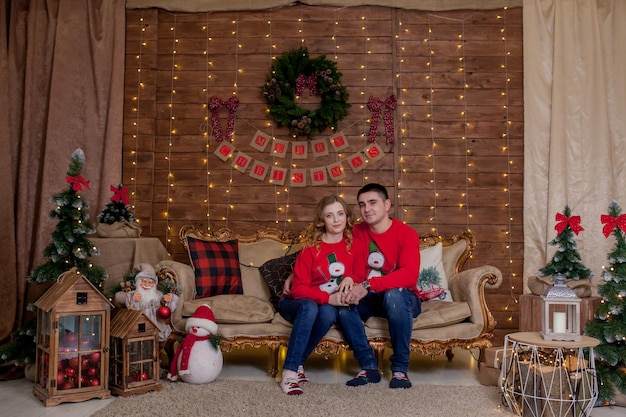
[91,379,511,417]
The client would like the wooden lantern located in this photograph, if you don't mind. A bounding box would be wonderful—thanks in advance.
[541,273,582,342]
[33,268,113,406]
[109,309,163,397]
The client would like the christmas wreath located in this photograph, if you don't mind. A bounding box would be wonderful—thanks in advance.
[263,47,350,137]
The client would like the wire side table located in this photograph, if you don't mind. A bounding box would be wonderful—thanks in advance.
[499,332,599,417]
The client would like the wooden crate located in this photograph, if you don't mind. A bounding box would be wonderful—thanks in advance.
[519,294,601,334]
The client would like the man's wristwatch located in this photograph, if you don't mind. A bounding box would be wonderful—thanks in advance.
[362,280,371,292]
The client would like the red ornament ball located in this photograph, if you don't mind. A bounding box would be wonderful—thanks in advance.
[89,351,101,364]
[56,372,66,386]
[156,305,171,320]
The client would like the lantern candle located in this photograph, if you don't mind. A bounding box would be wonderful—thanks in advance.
[553,311,567,333]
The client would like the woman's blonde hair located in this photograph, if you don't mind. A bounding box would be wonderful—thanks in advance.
[302,195,355,250]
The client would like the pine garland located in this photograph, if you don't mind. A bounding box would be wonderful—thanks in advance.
[263,47,350,137]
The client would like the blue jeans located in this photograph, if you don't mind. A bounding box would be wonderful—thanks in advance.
[278,297,338,372]
[337,288,421,373]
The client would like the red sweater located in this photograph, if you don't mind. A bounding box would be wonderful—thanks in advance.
[290,238,366,305]
[353,219,421,297]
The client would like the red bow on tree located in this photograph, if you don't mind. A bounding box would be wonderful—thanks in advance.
[66,174,90,191]
[111,184,130,205]
[554,212,583,235]
[600,213,626,237]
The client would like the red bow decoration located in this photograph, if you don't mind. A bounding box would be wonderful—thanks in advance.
[554,212,584,235]
[295,74,318,96]
[367,95,397,144]
[66,174,90,191]
[601,213,626,237]
[209,95,239,142]
[111,184,130,205]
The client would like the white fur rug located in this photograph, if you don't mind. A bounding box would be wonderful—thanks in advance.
[91,379,510,417]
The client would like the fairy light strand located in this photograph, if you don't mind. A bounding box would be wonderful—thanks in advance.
[427,15,439,234]
[204,12,212,232]
[501,7,517,320]
[165,15,177,248]
[131,11,144,215]
[223,15,240,227]
[460,20,471,236]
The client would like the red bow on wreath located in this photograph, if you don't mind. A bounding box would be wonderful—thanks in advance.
[295,74,318,96]
[111,184,130,205]
[554,212,583,235]
[367,95,397,144]
[66,174,90,191]
[601,213,626,237]
[209,95,239,142]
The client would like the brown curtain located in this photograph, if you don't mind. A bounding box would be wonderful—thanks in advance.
[1,0,125,341]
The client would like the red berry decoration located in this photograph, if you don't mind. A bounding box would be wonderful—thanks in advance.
[156,305,171,320]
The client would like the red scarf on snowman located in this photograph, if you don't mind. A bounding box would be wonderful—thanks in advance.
[170,333,211,375]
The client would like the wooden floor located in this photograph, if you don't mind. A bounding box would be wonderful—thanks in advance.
[0,347,622,417]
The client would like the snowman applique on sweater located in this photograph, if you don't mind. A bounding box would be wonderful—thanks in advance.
[318,253,345,294]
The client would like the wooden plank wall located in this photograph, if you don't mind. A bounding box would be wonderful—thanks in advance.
[123,5,523,343]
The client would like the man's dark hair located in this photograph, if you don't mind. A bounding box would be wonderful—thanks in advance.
[357,183,389,201]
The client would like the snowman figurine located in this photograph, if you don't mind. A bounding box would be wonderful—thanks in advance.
[319,253,345,294]
[167,304,223,384]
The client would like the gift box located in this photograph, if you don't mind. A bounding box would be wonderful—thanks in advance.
[478,362,502,386]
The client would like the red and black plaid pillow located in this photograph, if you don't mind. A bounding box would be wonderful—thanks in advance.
[186,237,243,298]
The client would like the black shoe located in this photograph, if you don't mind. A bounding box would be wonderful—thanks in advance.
[346,369,381,387]
[389,371,412,389]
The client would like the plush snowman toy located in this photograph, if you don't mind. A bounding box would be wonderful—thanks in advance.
[167,304,223,384]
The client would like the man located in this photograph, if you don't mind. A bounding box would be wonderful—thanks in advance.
[126,263,179,342]
[339,183,421,389]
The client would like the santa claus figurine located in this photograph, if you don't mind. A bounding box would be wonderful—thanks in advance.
[167,304,223,384]
[126,263,179,342]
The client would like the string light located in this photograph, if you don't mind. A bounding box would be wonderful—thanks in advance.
[426,15,438,234]
[165,15,178,249]
[500,7,517,321]
[130,11,144,216]
[204,12,212,232]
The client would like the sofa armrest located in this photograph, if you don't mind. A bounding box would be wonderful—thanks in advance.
[155,260,195,333]
[447,265,503,335]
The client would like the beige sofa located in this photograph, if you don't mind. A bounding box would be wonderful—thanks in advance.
[154,226,503,376]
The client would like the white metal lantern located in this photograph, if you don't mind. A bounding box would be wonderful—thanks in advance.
[541,273,582,341]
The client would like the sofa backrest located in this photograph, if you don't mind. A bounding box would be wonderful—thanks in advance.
[178,226,475,301]
[421,231,475,279]
[179,226,302,301]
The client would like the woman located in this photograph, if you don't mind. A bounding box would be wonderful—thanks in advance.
[278,195,365,395]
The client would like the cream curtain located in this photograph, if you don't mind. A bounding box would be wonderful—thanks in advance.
[523,0,626,292]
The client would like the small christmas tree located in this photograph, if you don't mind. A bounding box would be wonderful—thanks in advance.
[27,148,108,288]
[539,205,593,280]
[97,183,136,224]
[585,200,626,404]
